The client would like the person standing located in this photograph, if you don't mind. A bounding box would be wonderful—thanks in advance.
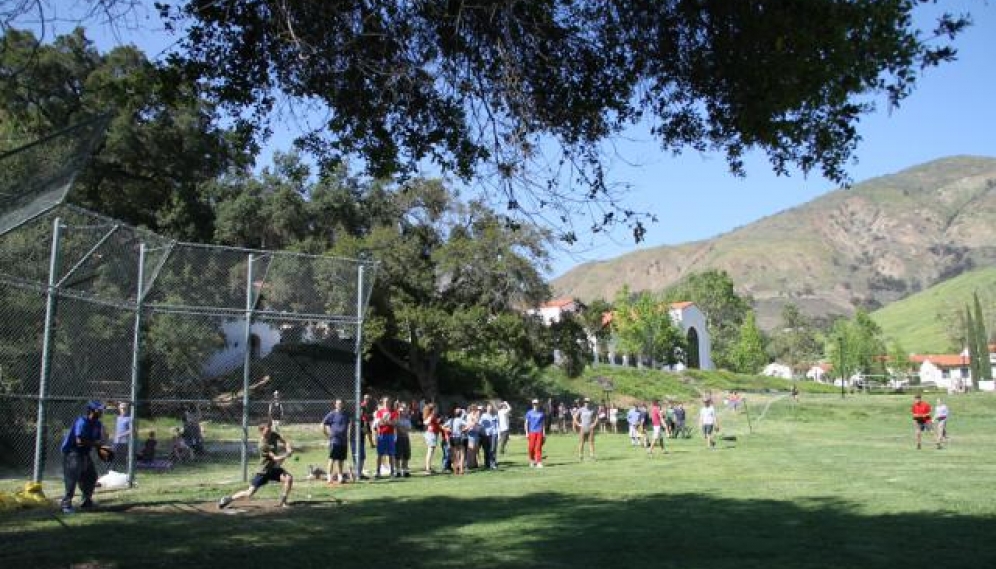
[626,404,641,446]
[911,393,932,450]
[445,408,467,475]
[699,399,719,449]
[524,399,546,468]
[268,389,284,431]
[609,405,619,434]
[934,399,949,448]
[423,403,442,474]
[574,398,597,461]
[112,401,132,471]
[60,401,106,513]
[219,421,294,508]
[373,396,399,478]
[497,401,512,455]
[480,402,500,469]
[321,399,351,483]
[395,402,413,477]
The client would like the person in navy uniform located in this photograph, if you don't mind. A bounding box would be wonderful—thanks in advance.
[60,400,106,513]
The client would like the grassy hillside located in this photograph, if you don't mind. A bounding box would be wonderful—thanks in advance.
[553,156,996,330]
[871,266,996,353]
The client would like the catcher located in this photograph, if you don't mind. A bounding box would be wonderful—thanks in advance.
[60,400,109,514]
[219,421,294,509]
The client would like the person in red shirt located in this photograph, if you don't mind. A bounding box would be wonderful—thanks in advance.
[911,393,932,450]
[373,396,399,478]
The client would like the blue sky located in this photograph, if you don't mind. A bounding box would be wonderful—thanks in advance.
[26,0,996,278]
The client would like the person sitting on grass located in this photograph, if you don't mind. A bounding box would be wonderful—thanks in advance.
[219,421,293,509]
[170,427,194,462]
[136,430,157,462]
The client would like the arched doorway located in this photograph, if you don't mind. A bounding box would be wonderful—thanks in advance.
[686,327,701,369]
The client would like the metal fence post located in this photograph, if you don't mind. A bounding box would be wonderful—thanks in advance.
[240,254,255,482]
[126,243,147,486]
[354,264,365,479]
[32,217,62,482]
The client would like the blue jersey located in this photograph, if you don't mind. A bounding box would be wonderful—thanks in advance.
[61,416,103,454]
[525,409,545,433]
[322,411,350,444]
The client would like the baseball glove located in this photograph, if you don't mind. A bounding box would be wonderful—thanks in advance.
[97,445,115,463]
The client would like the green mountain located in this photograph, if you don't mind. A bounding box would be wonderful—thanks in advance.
[871,267,996,354]
[553,156,996,330]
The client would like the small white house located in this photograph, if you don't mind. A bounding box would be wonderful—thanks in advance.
[529,297,585,325]
[806,363,832,382]
[912,351,995,393]
[762,362,793,379]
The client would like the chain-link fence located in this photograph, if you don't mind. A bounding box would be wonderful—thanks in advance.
[0,124,376,488]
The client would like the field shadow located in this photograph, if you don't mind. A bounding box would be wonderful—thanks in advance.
[3,490,995,568]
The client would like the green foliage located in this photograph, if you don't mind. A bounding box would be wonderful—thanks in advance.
[766,303,824,374]
[159,0,967,240]
[663,270,751,369]
[827,309,887,381]
[973,292,991,381]
[547,313,591,378]
[612,287,685,368]
[0,28,247,241]
[730,311,768,374]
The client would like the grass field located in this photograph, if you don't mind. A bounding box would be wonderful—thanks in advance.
[3,392,996,569]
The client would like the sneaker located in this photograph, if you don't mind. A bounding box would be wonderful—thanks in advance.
[403,471,411,478]
[79,499,95,510]
[535,463,544,469]
[218,496,233,509]
[61,505,74,514]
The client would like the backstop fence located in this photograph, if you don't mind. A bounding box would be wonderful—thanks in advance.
[0,120,376,486]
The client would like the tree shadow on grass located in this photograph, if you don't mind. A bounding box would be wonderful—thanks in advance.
[4,491,995,569]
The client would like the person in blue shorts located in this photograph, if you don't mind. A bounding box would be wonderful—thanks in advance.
[60,400,106,513]
[219,421,294,508]
[321,399,351,483]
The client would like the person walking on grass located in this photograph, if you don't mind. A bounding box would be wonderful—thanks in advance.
[574,398,598,461]
[60,401,106,514]
[699,399,719,449]
[219,421,293,509]
[934,399,949,448]
[647,399,670,456]
[911,393,932,450]
[321,399,351,483]
[525,399,546,468]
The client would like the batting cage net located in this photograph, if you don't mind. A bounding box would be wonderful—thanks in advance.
[0,123,376,489]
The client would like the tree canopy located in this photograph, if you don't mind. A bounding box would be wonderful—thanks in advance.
[135,0,968,242]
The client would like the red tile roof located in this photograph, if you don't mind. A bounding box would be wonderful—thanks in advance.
[669,301,694,310]
[910,354,971,368]
[540,297,578,309]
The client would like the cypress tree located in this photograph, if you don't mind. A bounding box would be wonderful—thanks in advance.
[974,293,991,380]
[965,306,979,390]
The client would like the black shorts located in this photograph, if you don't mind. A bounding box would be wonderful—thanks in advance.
[395,435,411,460]
[251,467,288,488]
[329,442,347,461]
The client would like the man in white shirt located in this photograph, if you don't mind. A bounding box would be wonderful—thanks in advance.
[699,399,719,449]
[497,401,512,455]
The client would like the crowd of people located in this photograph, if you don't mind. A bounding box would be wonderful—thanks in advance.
[56,389,953,513]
